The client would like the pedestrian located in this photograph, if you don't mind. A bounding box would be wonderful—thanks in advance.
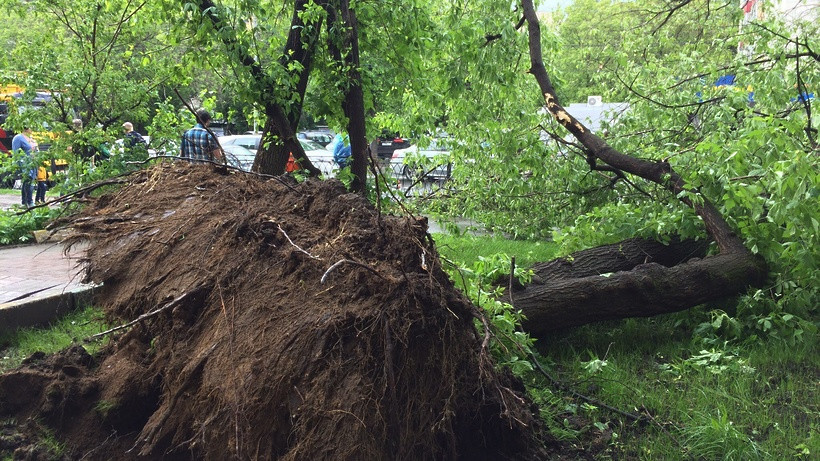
[180,109,223,163]
[331,133,351,168]
[122,122,147,150]
[35,164,49,205]
[11,127,37,208]
[70,118,96,166]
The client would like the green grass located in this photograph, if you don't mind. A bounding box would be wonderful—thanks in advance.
[0,200,61,245]
[0,305,109,372]
[432,233,559,269]
[435,234,819,460]
[536,321,818,459]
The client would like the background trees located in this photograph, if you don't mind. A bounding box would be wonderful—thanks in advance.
[0,0,181,129]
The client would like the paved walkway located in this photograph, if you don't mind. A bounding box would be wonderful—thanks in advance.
[0,192,23,210]
[0,192,87,302]
[0,242,92,333]
[1,193,93,332]
[0,243,88,305]
[0,190,59,210]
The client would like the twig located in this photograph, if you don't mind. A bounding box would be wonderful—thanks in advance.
[639,404,685,451]
[3,285,60,303]
[530,353,645,423]
[17,178,129,215]
[84,289,201,342]
[275,223,319,259]
[321,258,384,284]
[369,153,416,219]
[503,248,643,421]
[366,145,384,229]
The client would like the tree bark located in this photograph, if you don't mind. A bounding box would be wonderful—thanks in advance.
[326,0,368,192]
[514,1,768,334]
[529,237,710,282]
[509,238,766,334]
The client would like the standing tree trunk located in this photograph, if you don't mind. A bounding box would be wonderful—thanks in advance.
[191,0,322,176]
[326,0,368,192]
[512,0,768,334]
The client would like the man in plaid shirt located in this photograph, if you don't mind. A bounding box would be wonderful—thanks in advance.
[180,109,223,162]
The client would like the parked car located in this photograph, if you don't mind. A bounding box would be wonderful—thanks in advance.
[390,137,452,181]
[223,144,256,171]
[375,132,411,160]
[219,134,263,154]
[297,128,335,147]
[218,134,335,176]
[301,139,335,177]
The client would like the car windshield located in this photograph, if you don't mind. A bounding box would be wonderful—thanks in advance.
[300,140,324,151]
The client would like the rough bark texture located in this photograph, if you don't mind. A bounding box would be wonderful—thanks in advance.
[194,0,321,176]
[512,239,767,334]
[529,237,710,282]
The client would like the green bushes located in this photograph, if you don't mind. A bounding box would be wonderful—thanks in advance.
[0,206,59,246]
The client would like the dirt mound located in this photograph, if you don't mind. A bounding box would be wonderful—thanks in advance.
[1,163,550,460]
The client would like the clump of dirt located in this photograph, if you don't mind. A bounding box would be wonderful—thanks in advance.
[0,163,552,460]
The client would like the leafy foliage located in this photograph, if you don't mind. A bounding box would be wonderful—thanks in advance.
[413,0,818,343]
[0,0,178,129]
[0,206,58,245]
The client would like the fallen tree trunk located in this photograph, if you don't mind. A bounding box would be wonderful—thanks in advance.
[512,242,767,335]
[529,237,710,283]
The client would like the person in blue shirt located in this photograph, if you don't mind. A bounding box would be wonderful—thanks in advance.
[331,133,351,168]
[12,127,36,208]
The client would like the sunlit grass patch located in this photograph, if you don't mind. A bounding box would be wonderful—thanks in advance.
[0,305,108,372]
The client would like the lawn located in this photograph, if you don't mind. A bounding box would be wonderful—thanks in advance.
[0,305,109,373]
[432,233,818,460]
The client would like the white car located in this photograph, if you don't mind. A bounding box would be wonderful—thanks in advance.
[223,144,256,171]
[300,139,335,177]
[218,134,335,176]
[218,134,263,154]
[390,138,452,181]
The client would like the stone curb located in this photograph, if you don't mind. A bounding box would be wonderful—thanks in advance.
[0,285,95,335]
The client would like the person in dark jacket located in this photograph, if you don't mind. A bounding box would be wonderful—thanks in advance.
[122,122,147,150]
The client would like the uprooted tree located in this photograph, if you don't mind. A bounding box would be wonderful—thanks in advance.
[0,166,553,459]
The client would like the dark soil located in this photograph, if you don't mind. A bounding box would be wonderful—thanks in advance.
[0,163,553,460]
